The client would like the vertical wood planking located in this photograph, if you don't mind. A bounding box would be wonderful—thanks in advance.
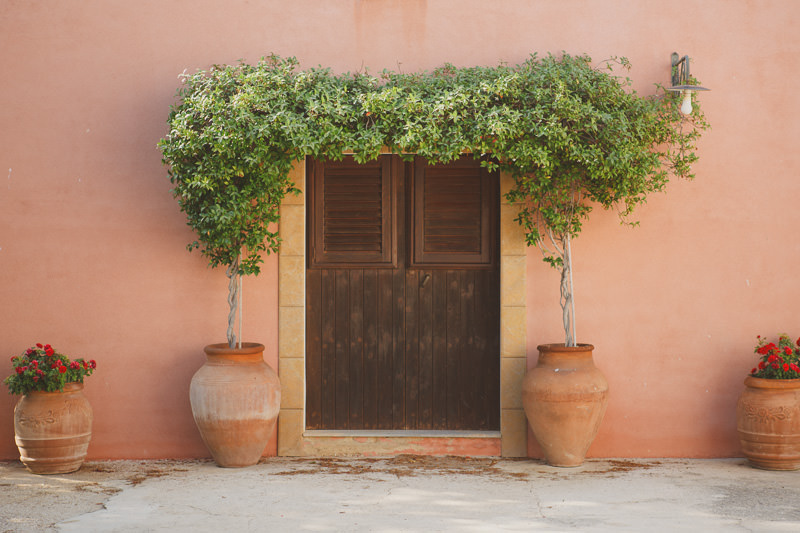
[418,269,433,429]
[320,269,336,428]
[431,270,448,429]
[334,270,350,428]
[362,269,378,429]
[392,257,405,427]
[473,269,490,429]
[445,270,461,427]
[305,269,322,429]
[404,269,420,429]
[488,264,501,430]
[319,270,336,427]
[460,270,477,429]
[377,269,394,429]
[391,161,407,428]
[349,269,364,428]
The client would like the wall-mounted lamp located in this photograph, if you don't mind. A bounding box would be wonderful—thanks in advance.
[667,52,709,114]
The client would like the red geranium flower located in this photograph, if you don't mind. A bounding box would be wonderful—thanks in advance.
[6,343,96,395]
[753,335,800,378]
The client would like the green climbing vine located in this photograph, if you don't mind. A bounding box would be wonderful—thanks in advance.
[159,53,708,347]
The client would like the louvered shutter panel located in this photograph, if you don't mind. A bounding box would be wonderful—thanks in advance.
[412,156,496,267]
[309,156,396,267]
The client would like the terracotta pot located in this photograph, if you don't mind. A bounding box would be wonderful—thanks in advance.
[189,343,281,467]
[737,376,800,470]
[13,382,93,474]
[522,343,609,467]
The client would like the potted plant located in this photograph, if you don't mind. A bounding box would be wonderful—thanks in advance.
[737,334,800,470]
[4,344,96,474]
[159,62,298,467]
[503,55,709,466]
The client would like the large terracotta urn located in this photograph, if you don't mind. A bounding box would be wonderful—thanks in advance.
[737,376,800,470]
[189,343,281,467]
[14,382,93,474]
[522,343,609,467]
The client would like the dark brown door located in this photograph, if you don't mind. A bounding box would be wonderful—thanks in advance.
[305,155,500,431]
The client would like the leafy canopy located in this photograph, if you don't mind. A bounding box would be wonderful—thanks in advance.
[159,53,706,275]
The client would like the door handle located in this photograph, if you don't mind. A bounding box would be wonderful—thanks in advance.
[420,274,431,288]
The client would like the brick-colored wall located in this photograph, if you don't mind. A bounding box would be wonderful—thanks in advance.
[2,0,798,460]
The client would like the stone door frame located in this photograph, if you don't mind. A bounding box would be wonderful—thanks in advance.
[276,158,528,456]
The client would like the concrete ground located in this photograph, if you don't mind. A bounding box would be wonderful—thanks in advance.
[1,456,799,532]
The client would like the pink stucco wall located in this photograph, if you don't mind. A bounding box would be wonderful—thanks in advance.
[1,0,798,460]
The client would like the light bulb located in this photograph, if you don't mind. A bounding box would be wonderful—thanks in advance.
[680,90,693,115]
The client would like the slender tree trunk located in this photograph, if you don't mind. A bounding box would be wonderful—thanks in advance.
[567,234,577,346]
[559,235,577,347]
[226,256,241,349]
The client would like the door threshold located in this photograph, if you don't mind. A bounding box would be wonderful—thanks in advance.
[283,429,503,457]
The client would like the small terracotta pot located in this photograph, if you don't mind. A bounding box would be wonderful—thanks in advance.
[737,376,800,470]
[189,343,281,467]
[14,382,93,474]
[522,343,609,467]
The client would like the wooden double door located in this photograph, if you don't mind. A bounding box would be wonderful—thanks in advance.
[305,155,500,431]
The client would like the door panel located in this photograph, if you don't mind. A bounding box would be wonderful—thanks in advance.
[306,155,499,431]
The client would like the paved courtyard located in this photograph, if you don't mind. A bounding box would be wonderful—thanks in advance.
[2,456,800,532]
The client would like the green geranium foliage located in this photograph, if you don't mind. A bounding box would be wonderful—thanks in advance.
[159,53,708,346]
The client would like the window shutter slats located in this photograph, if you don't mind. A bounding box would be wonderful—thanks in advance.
[309,156,396,267]
[412,157,496,267]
